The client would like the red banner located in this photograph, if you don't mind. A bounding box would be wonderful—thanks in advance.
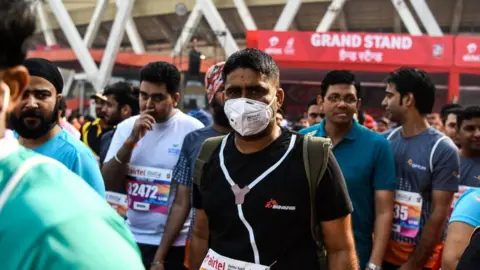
[454,36,480,68]
[254,31,453,68]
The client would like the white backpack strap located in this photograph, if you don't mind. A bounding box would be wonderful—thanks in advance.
[429,136,448,173]
[387,126,402,140]
[0,156,57,213]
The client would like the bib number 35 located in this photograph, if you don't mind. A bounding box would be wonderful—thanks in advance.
[394,204,408,221]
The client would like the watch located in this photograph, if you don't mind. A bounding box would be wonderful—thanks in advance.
[367,262,382,270]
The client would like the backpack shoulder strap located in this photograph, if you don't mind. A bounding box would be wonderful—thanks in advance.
[302,134,332,239]
[193,135,225,187]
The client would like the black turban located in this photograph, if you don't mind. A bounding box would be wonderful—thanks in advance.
[23,58,64,93]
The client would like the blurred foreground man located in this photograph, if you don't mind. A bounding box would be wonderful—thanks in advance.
[9,58,104,197]
[0,0,144,269]
[152,62,232,270]
[300,70,396,270]
[442,106,480,270]
[382,67,459,270]
[102,62,203,269]
[190,49,357,270]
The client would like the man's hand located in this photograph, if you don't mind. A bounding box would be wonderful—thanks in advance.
[149,263,164,270]
[129,109,156,143]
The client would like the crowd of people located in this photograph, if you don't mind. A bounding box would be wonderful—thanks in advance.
[1,0,480,270]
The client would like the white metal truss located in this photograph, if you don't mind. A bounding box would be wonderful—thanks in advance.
[172,0,239,58]
[83,0,108,48]
[83,0,145,54]
[450,0,464,34]
[390,0,422,36]
[408,0,443,36]
[48,0,136,91]
[97,0,136,89]
[48,0,99,85]
[172,4,202,57]
[274,0,302,31]
[316,0,348,32]
[36,2,57,46]
[233,0,257,31]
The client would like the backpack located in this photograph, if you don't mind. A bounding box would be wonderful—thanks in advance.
[193,133,331,269]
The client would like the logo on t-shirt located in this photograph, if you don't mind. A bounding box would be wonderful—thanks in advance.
[407,159,427,171]
[265,199,296,211]
[168,144,181,155]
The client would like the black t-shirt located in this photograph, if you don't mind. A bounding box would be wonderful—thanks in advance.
[457,227,480,270]
[193,129,353,270]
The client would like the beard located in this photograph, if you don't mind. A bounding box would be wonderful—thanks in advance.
[211,98,230,128]
[9,105,59,139]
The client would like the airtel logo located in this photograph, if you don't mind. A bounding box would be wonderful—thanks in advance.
[467,43,477,54]
[269,36,279,47]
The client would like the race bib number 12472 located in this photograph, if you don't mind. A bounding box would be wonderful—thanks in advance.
[126,165,173,214]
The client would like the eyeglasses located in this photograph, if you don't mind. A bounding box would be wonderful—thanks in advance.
[325,94,357,104]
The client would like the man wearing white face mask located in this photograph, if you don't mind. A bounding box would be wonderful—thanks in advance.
[0,0,144,269]
[190,48,357,270]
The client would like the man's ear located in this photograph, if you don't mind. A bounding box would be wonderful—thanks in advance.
[121,104,132,117]
[276,88,285,108]
[3,65,29,110]
[317,95,324,111]
[172,92,181,107]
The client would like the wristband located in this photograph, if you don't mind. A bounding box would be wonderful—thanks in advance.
[367,262,382,270]
[151,261,163,266]
[124,138,136,149]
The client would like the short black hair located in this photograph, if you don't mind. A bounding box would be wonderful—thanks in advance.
[57,98,66,118]
[103,82,140,115]
[320,70,361,98]
[385,67,436,115]
[140,61,181,96]
[0,0,36,69]
[222,48,280,86]
[442,107,463,125]
[457,106,480,131]
[306,97,317,111]
[441,103,462,124]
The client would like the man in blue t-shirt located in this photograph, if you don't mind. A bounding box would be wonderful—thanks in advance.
[300,70,396,270]
[152,62,232,269]
[9,58,105,197]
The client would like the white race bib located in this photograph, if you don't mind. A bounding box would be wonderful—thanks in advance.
[200,249,270,270]
[392,190,423,238]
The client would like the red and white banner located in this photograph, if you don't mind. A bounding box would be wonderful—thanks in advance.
[454,36,480,68]
[253,31,454,68]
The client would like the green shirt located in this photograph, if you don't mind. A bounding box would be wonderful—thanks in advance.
[0,140,144,270]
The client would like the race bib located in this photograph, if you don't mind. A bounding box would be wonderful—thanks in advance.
[200,249,270,270]
[106,191,128,217]
[126,165,173,214]
[392,190,423,238]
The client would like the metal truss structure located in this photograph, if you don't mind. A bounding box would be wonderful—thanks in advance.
[37,0,446,93]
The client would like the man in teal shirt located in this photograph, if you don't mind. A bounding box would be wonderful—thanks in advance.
[0,1,143,269]
[300,70,396,270]
[9,58,105,197]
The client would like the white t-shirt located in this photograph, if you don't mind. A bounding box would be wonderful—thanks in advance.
[105,110,204,246]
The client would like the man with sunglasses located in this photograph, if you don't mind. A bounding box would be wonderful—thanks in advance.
[300,70,396,270]
[9,58,105,197]
[102,61,204,270]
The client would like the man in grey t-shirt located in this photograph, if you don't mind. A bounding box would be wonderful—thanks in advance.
[381,67,460,270]
[456,106,480,192]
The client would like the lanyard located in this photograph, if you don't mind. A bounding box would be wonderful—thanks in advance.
[219,133,296,264]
